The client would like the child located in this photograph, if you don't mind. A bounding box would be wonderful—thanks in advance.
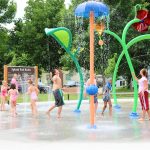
[132,69,150,121]
[27,80,39,117]
[86,76,98,114]
[101,79,112,117]
[11,74,18,90]
[0,81,8,111]
[8,84,18,117]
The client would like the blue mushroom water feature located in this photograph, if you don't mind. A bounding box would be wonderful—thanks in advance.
[75,1,109,128]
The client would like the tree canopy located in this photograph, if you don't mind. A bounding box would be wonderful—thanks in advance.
[0,0,149,86]
[0,0,16,81]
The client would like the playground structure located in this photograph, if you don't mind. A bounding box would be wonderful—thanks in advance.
[45,1,109,128]
[104,4,150,119]
[45,27,84,112]
[75,1,109,128]
[45,1,150,127]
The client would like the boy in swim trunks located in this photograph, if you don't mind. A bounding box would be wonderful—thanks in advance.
[46,69,64,118]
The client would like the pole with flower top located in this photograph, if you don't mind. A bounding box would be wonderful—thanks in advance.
[75,0,109,128]
[104,3,150,118]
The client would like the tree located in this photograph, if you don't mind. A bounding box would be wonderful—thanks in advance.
[0,0,16,23]
[9,0,66,73]
[103,0,150,87]
[104,53,117,78]
[61,0,150,87]
[0,0,16,81]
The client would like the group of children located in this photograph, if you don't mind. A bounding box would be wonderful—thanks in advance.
[0,74,39,117]
[0,68,150,121]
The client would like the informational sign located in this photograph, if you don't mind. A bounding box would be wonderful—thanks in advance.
[7,66,36,85]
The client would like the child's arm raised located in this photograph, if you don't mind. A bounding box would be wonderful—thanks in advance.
[131,72,139,82]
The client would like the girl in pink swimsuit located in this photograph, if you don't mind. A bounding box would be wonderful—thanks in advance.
[8,84,19,117]
[0,81,8,111]
[27,80,39,117]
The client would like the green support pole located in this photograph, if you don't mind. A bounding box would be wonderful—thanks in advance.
[45,27,84,112]
[104,30,123,106]
[121,19,140,113]
[104,19,142,115]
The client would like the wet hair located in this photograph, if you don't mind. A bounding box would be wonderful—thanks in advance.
[51,69,58,77]
[28,79,33,85]
[141,69,148,78]
[10,84,16,90]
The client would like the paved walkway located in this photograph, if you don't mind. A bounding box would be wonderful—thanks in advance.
[0,100,150,148]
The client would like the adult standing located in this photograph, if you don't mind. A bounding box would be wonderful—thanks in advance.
[46,69,64,118]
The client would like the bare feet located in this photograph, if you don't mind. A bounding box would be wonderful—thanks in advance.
[57,115,61,119]
[100,113,104,118]
[46,111,50,118]
[138,118,144,121]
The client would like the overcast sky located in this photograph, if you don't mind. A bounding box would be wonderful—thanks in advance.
[14,0,71,18]
[14,0,28,19]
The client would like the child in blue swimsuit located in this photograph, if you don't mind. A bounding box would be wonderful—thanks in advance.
[101,79,112,117]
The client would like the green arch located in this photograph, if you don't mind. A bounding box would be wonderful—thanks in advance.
[45,27,84,111]
[103,18,142,113]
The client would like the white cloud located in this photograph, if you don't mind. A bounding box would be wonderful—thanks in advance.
[14,0,28,19]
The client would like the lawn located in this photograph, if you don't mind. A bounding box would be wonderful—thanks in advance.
[8,87,148,103]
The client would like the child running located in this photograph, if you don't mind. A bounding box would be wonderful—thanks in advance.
[8,84,18,117]
[132,69,150,121]
[101,79,112,117]
[46,69,64,119]
[27,80,39,117]
[0,81,8,111]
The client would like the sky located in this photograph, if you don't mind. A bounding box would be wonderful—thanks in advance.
[3,0,71,29]
[15,0,72,18]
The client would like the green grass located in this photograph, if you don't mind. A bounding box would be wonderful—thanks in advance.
[116,87,132,92]
[9,87,149,103]
[15,93,79,103]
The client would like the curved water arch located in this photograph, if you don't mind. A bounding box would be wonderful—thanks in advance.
[113,34,150,111]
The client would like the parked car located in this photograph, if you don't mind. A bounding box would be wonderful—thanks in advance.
[64,81,80,87]
[38,82,49,93]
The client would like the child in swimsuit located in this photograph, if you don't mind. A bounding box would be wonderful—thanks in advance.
[8,84,18,117]
[0,81,8,111]
[101,79,112,117]
[27,80,39,117]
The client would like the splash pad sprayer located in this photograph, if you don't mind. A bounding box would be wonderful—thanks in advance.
[75,0,109,128]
